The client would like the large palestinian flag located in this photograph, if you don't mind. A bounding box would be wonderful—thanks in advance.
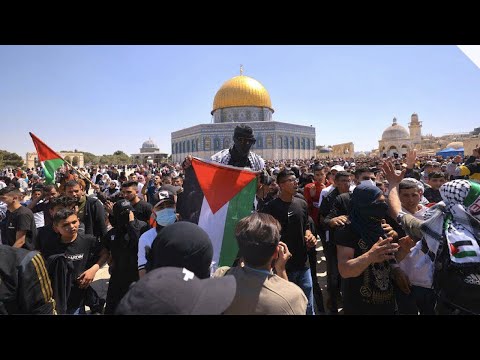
[188,157,257,270]
[29,132,64,185]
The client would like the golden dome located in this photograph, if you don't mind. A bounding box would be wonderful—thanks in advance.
[446,141,464,149]
[212,75,274,114]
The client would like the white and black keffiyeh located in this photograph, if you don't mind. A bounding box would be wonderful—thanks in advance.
[421,180,480,267]
[211,148,265,172]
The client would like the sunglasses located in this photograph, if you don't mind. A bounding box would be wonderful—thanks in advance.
[236,137,256,145]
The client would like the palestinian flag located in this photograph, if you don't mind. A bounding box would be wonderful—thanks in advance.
[189,157,257,271]
[29,132,64,184]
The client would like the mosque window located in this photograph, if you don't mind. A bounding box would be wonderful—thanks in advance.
[277,137,282,149]
[204,137,211,151]
[266,135,273,149]
[224,137,230,149]
[257,136,263,149]
[214,138,221,151]
[301,138,305,149]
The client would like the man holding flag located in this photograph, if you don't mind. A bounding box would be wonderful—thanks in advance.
[181,124,267,272]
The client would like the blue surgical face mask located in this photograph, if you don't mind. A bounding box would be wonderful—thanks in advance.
[155,207,176,227]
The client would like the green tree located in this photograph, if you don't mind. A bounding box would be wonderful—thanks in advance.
[0,150,24,168]
[82,151,99,165]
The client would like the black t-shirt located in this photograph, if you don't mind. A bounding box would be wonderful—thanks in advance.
[35,224,60,253]
[132,200,153,223]
[42,232,102,310]
[3,206,36,250]
[40,233,100,279]
[262,197,309,271]
[334,225,395,315]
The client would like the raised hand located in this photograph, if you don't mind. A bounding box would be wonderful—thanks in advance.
[406,149,417,169]
[382,160,405,186]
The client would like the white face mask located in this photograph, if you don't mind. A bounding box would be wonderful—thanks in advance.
[359,179,376,188]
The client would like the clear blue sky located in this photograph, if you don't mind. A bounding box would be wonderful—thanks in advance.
[1,45,479,159]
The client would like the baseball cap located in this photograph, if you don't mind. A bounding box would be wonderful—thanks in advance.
[146,221,213,279]
[113,199,135,219]
[154,189,176,207]
[115,267,237,315]
[331,165,345,172]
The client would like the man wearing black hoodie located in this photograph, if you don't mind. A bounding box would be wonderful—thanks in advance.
[102,200,149,314]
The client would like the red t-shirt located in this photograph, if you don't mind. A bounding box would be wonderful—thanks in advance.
[304,181,325,226]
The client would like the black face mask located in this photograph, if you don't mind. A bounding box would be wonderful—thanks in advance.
[364,200,389,222]
[232,137,253,158]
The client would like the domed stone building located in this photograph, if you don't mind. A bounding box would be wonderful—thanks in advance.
[376,113,477,158]
[171,69,316,162]
[131,138,168,164]
[378,117,413,157]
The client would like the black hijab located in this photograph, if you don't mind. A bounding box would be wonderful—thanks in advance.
[349,183,388,248]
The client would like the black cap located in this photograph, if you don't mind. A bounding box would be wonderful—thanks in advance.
[115,267,237,315]
[146,221,213,279]
[234,124,255,140]
[154,189,176,207]
[113,199,135,218]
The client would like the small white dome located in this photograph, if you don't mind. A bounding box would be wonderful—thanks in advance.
[142,139,158,149]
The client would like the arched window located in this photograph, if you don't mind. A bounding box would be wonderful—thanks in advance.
[204,137,211,151]
[214,137,221,151]
[224,137,230,149]
[266,135,273,149]
[257,136,263,149]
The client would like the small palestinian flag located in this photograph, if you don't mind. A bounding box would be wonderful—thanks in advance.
[29,132,64,185]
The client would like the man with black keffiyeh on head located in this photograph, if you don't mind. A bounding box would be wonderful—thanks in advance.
[334,183,399,315]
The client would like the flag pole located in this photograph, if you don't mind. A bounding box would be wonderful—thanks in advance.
[61,157,96,187]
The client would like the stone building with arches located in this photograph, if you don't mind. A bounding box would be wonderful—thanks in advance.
[131,138,169,164]
[26,151,84,169]
[378,115,420,157]
[377,113,478,158]
[171,70,316,162]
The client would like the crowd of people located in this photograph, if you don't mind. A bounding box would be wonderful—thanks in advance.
[1,125,479,315]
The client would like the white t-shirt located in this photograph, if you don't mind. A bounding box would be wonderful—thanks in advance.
[398,204,432,288]
[318,184,334,208]
[137,227,159,271]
